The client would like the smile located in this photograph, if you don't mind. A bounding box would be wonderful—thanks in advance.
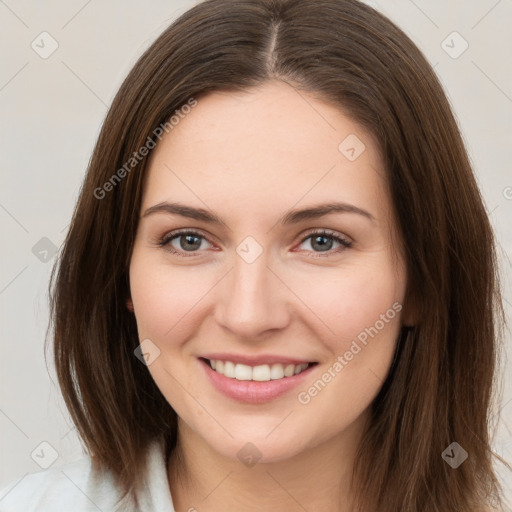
[198,356,318,404]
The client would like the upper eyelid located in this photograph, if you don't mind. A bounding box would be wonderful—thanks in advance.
[162,228,216,245]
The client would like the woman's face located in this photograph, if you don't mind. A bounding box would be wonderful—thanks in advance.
[129,80,408,463]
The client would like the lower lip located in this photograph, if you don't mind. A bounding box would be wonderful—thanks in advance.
[199,358,316,404]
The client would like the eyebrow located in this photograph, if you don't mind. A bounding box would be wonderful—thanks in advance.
[142,201,375,225]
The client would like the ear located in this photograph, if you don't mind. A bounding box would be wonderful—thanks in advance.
[126,298,134,312]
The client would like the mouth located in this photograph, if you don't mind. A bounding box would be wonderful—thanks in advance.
[198,356,318,404]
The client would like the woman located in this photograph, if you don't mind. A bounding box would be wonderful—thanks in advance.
[0,0,508,510]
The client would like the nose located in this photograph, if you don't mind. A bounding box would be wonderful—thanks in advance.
[214,251,291,340]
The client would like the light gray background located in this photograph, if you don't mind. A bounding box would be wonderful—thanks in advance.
[1,0,511,507]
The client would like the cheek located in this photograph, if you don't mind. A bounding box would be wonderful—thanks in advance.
[293,277,403,438]
[129,253,211,340]
[290,258,405,424]
[284,258,405,350]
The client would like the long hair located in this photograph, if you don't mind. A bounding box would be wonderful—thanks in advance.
[47,0,507,509]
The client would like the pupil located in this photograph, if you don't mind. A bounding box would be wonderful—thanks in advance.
[181,235,201,251]
[313,235,332,252]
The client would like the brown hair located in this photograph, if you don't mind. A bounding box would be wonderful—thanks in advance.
[47,0,508,510]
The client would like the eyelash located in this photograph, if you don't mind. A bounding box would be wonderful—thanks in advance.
[156,228,352,258]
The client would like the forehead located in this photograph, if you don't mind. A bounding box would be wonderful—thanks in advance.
[142,80,389,224]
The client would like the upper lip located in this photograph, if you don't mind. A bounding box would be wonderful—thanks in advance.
[200,353,316,366]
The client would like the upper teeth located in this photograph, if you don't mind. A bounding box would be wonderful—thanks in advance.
[209,360,309,381]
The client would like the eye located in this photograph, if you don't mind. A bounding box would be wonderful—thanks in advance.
[295,229,352,257]
[157,228,352,258]
[158,230,213,257]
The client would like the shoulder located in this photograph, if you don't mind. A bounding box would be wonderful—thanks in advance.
[0,438,174,512]
[0,455,128,512]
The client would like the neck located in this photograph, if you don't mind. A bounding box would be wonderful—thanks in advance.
[167,412,368,512]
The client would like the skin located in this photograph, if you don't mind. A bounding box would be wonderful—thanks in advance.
[128,80,411,511]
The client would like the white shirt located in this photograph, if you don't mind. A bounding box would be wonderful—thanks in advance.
[0,437,175,511]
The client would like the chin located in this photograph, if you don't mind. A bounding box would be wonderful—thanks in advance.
[191,419,316,465]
